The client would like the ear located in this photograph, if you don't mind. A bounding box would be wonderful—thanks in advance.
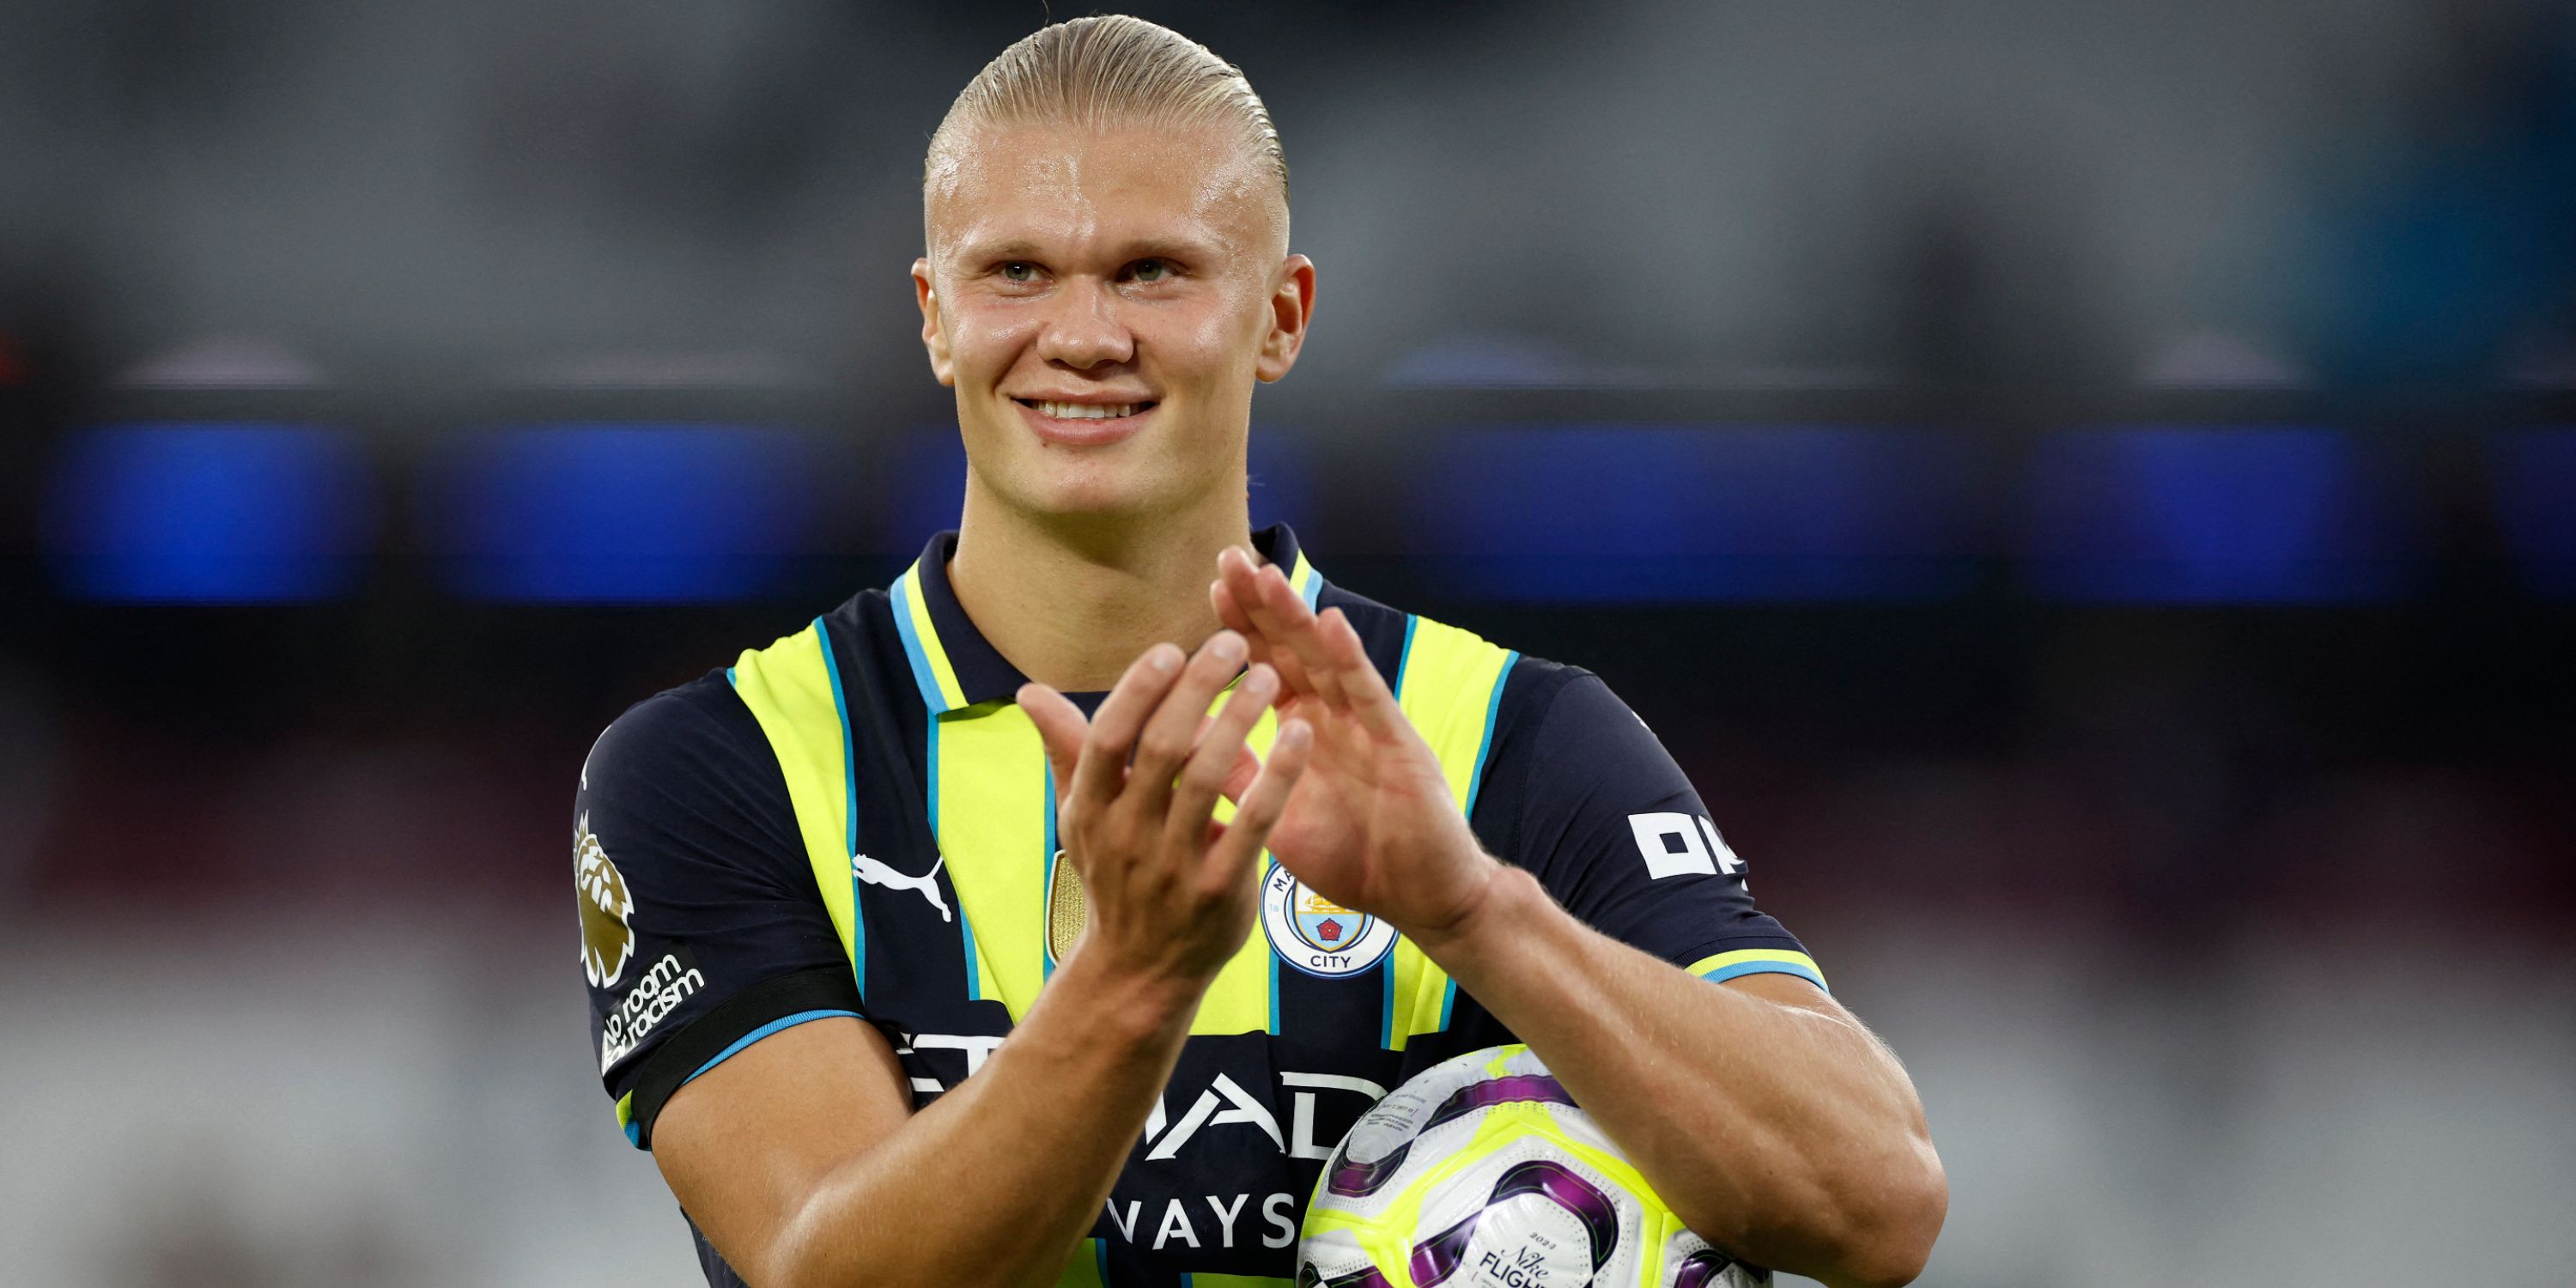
[913,257,955,387]
[1255,253,1316,384]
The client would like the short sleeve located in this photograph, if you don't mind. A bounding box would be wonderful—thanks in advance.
[574,672,863,1149]
[1475,659,1826,993]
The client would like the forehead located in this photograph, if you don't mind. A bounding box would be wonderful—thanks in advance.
[927,121,1279,260]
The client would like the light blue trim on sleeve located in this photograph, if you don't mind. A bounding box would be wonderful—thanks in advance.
[1697,959,1829,993]
[684,1008,866,1083]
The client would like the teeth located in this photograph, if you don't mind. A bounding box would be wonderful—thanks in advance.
[1035,401,1139,421]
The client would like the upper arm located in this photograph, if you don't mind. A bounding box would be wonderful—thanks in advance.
[653,1014,917,1285]
[578,679,930,1283]
[1479,661,1826,991]
[574,679,866,1148]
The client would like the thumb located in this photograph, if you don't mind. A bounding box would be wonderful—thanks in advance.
[1017,683,1087,800]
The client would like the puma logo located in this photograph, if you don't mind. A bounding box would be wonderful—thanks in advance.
[853,852,951,922]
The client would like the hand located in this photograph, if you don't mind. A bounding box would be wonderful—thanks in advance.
[1210,548,1498,944]
[1018,631,1311,991]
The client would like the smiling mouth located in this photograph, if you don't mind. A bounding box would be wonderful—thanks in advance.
[1015,398,1157,421]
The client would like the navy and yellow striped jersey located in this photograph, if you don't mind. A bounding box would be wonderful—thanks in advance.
[574,526,1823,1288]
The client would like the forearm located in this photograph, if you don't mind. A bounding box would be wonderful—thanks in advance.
[771,952,1196,1288]
[1419,866,1944,1288]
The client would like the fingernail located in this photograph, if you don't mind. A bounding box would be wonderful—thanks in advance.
[1213,632,1245,663]
[1151,647,1180,673]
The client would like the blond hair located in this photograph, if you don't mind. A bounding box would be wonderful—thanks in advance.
[926,15,1287,201]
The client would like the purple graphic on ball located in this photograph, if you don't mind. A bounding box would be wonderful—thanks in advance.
[1327,1075,1581,1199]
[1298,1261,1397,1288]
[1426,1075,1580,1132]
[1672,1249,1739,1288]
[1406,1159,1623,1287]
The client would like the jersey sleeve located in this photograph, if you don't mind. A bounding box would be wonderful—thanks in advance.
[574,673,864,1149]
[1476,659,1826,993]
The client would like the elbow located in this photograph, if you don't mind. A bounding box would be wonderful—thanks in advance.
[1814,1140,1948,1288]
[755,1224,828,1288]
[1705,1134,1947,1288]
[763,1206,1057,1288]
[760,1205,873,1288]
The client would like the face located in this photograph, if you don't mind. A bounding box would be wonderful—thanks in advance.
[914,121,1315,525]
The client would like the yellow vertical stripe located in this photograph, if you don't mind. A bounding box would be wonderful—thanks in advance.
[1382,939,1437,1050]
[1382,617,1516,1049]
[1394,617,1514,811]
[1192,696,1278,1036]
[933,704,1050,1020]
[1049,1238,1108,1288]
[727,624,859,963]
[928,681,1281,1033]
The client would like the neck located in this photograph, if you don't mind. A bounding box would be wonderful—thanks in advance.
[948,480,1258,694]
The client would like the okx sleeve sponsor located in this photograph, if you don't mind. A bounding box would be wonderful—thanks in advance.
[1468,659,1826,994]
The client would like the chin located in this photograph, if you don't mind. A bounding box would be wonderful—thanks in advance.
[995,467,1176,525]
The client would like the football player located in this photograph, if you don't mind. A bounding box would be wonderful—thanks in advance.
[575,16,1944,1287]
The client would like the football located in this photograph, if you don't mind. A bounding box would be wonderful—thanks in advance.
[1298,1045,1769,1288]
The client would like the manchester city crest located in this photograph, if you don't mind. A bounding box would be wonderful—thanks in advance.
[1261,864,1396,978]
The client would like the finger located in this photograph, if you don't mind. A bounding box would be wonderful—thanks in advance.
[1178,711,1242,774]
[1205,718,1312,884]
[1210,576,1255,640]
[1163,662,1279,855]
[1216,742,1262,806]
[1210,579,1283,672]
[1127,630,1248,819]
[1074,643,1186,812]
[1318,606,1410,740]
[1017,683,1089,802]
[1215,574,1321,698]
[1219,548,1350,710]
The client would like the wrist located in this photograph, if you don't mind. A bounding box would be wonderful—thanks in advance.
[1053,945,1206,1047]
[1405,854,1540,962]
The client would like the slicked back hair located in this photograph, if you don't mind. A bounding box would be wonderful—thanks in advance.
[925,15,1287,209]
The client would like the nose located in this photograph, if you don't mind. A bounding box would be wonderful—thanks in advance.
[1034,277,1135,370]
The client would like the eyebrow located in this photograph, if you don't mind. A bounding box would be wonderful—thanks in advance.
[959,239,1046,262]
[1111,235,1222,264]
[953,234,1224,266]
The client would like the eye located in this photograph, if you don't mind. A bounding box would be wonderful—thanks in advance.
[999,261,1039,283]
[1125,258,1172,283]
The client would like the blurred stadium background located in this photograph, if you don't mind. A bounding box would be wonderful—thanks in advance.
[3,1,2573,1284]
